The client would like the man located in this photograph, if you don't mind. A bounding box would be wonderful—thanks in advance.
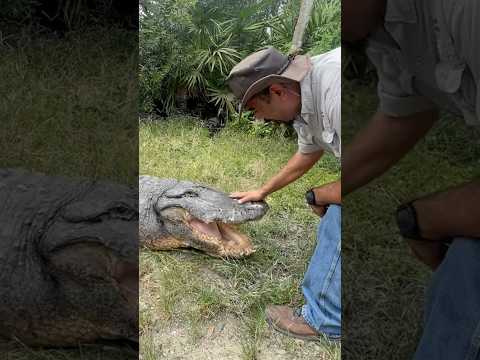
[226,46,341,341]
[341,0,479,358]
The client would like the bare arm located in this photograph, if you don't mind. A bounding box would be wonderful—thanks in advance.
[342,110,439,196]
[312,179,341,205]
[406,180,480,270]
[414,180,480,241]
[230,150,323,203]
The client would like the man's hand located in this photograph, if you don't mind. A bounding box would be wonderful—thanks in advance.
[230,189,267,204]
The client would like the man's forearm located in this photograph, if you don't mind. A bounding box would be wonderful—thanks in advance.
[342,110,438,196]
[260,150,323,196]
[313,179,341,205]
[414,180,480,240]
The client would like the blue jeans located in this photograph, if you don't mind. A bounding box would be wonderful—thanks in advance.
[301,204,341,338]
[414,238,480,360]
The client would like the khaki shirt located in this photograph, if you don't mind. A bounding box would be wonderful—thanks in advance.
[367,0,479,126]
[293,47,341,158]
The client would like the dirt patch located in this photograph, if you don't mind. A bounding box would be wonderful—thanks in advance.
[141,315,338,360]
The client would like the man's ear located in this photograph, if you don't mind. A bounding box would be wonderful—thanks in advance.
[269,83,284,97]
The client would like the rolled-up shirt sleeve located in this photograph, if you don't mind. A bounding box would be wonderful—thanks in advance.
[367,35,436,117]
[294,119,324,154]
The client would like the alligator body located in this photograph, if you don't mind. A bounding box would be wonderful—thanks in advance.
[0,169,138,347]
[139,176,268,258]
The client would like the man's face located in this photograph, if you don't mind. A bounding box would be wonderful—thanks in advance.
[245,84,301,123]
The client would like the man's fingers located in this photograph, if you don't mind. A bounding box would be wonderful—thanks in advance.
[229,191,264,204]
[229,192,248,204]
[237,195,253,204]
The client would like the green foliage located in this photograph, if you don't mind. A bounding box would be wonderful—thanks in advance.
[227,111,295,138]
[140,0,341,125]
[1,0,135,37]
[306,0,341,55]
[140,0,246,115]
[207,86,237,119]
[268,0,340,55]
[1,0,39,21]
[342,42,378,84]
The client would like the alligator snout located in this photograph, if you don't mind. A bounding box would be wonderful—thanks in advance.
[140,177,269,258]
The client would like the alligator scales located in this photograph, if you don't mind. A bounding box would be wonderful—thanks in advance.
[139,176,268,258]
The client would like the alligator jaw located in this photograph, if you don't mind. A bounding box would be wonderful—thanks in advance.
[187,214,255,258]
[160,208,255,258]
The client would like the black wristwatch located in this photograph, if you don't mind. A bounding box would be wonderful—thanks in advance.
[305,189,316,205]
[396,201,423,240]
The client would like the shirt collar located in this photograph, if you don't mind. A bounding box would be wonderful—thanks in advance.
[299,69,315,115]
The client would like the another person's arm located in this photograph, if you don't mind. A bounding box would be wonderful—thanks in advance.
[230,150,323,203]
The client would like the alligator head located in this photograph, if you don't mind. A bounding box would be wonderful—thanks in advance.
[139,177,268,258]
[0,169,138,347]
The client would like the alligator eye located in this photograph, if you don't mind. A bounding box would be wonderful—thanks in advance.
[183,191,198,197]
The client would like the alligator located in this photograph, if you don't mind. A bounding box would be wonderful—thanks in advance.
[139,176,269,258]
[0,169,138,347]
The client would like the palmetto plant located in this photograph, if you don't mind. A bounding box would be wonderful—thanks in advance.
[59,0,86,29]
[306,0,340,55]
[191,20,241,77]
[141,1,254,117]
[186,18,242,117]
[140,0,340,121]
[207,86,236,119]
[1,0,114,30]
[269,0,340,55]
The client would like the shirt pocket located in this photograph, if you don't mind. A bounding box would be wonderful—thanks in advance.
[293,119,315,147]
[434,48,478,124]
[368,32,416,97]
[433,15,477,123]
[435,61,465,94]
[321,114,335,145]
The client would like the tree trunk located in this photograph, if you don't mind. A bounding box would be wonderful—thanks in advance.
[290,0,314,54]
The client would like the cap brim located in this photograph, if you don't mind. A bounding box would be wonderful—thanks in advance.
[238,55,312,114]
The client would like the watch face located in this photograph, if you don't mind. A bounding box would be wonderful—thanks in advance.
[396,203,419,239]
[305,190,315,205]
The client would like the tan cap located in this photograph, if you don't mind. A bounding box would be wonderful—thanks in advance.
[226,47,311,115]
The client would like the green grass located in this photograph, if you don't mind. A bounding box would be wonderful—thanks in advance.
[342,80,480,359]
[140,116,341,359]
[0,28,138,184]
[0,28,137,359]
[0,342,136,360]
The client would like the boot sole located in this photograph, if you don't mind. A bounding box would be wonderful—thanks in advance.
[265,316,341,343]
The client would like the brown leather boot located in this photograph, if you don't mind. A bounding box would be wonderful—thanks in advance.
[265,305,323,341]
